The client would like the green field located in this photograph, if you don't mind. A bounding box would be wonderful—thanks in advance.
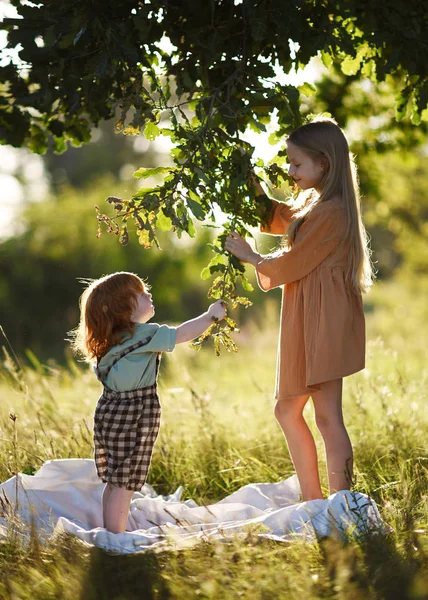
[0,278,427,600]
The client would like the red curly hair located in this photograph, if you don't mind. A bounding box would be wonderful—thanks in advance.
[71,272,147,362]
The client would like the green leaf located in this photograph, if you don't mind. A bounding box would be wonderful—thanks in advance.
[186,193,206,220]
[160,128,175,138]
[187,218,196,238]
[53,136,67,154]
[137,227,153,248]
[144,121,161,141]
[248,118,267,133]
[27,124,48,154]
[410,107,421,125]
[156,210,173,231]
[341,55,362,76]
[133,166,174,179]
[268,131,281,145]
[201,254,228,280]
[361,60,375,78]
[132,187,155,198]
[320,51,333,68]
[194,166,210,184]
[297,82,316,97]
[240,276,254,292]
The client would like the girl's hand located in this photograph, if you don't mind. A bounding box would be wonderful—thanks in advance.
[225,232,261,265]
[207,300,226,322]
[249,169,266,197]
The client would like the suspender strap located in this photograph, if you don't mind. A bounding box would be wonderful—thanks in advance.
[97,335,154,383]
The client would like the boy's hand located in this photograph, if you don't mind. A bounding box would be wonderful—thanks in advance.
[207,300,226,322]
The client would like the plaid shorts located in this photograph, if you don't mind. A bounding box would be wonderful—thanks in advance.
[93,384,161,491]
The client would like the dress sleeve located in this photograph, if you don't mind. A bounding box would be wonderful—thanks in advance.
[256,205,345,291]
[260,199,295,235]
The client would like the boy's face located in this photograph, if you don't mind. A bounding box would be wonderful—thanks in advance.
[131,289,155,323]
[286,141,325,192]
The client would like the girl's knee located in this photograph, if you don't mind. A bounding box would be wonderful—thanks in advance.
[315,412,344,435]
[274,397,305,423]
[314,412,328,433]
[274,399,290,420]
[274,400,283,421]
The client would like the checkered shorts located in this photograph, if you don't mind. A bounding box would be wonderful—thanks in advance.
[93,384,161,491]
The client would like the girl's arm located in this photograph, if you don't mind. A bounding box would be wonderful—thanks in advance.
[249,168,294,234]
[260,198,295,235]
[226,204,345,290]
[251,176,294,235]
[251,173,267,197]
[175,300,226,344]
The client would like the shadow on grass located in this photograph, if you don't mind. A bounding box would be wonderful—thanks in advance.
[318,530,428,600]
[2,525,427,600]
[80,547,171,600]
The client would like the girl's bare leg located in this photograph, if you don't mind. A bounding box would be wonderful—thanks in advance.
[274,394,324,501]
[103,484,135,533]
[312,378,353,494]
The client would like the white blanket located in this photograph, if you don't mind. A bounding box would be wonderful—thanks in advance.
[0,459,386,554]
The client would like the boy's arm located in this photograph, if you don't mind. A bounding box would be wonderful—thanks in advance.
[176,300,226,344]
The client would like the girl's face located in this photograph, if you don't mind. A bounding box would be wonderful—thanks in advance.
[286,141,325,192]
[131,289,155,323]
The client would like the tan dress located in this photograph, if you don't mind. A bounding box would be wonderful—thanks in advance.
[256,199,365,400]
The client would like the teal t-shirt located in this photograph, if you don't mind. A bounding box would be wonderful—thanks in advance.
[96,323,176,392]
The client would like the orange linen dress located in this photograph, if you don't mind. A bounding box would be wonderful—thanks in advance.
[256,199,365,400]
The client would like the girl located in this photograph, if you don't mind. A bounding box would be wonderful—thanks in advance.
[225,117,374,501]
[71,272,226,533]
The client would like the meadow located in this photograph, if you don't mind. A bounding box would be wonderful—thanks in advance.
[0,277,427,600]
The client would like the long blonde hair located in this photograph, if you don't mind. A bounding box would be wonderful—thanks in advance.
[70,272,147,362]
[286,117,374,294]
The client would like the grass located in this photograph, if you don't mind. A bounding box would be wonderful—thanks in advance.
[0,277,427,599]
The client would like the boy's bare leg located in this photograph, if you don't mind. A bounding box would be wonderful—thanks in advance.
[103,484,134,533]
[102,481,114,525]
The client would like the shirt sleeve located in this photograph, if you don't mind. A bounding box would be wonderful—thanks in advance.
[260,199,295,235]
[142,324,176,352]
[256,204,345,291]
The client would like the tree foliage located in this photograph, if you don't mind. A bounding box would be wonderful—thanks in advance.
[2,0,428,352]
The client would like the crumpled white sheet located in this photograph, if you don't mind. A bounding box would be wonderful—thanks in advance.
[0,459,386,554]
